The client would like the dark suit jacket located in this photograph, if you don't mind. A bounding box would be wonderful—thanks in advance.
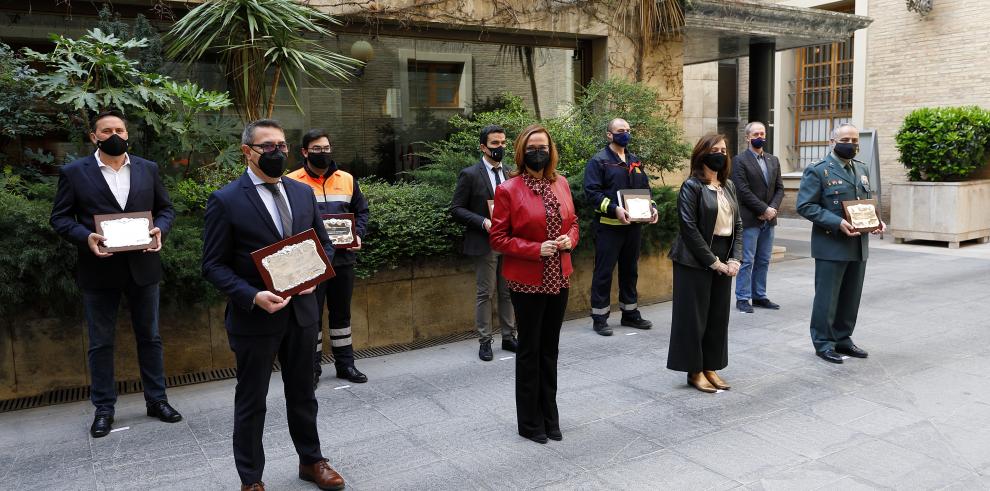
[450,160,508,256]
[796,153,872,261]
[730,150,784,228]
[201,171,334,336]
[50,153,175,290]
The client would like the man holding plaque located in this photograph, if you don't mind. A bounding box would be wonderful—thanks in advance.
[202,120,345,490]
[287,129,369,386]
[50,109,181,438]
[583,118,658,336]
[730,121,784,313]
[450,124,518,361]
[797,123,886,365]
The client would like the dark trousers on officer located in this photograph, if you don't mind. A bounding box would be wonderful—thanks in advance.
[314,263,356,376]
[667,237,732,373]
[228,309,323,485]
[810,259,866,353]
[81,280,168,416]
[511,289,568,438]
[590,223,642,318]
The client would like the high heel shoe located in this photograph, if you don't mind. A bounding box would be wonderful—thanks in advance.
[688,372,718,393]
[703,370,730,390]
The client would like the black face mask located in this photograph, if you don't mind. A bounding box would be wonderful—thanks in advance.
[834,142,858,160]
[702,153,727,172]
[524,149,550,172]
[307,153,337,173]
[96,134,129,157]
[487,146,505,163]
[257,150,287,178]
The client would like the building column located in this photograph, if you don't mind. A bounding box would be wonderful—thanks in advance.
[748,41,776,153]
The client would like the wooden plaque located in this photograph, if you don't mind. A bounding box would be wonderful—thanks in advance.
[250,228,335,297]
[617,189,653,223]
[841,199,881,233]
[321,213,358,249]
[487,199,495,218]
[94,211,158,253]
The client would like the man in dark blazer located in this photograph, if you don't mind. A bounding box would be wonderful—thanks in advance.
[50,109,182,438]
[201,119,344,491]
[450,124,517,361]
[797,123,885,364]
[730,121,785,313]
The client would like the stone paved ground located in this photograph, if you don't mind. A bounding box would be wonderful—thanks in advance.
[2,221,990,490]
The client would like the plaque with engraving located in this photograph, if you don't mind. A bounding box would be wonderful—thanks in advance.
[94,211,158,253]
[321,213,358,249]
[842,199,881,233]
[251,228,335,297]
[617,189,653,223]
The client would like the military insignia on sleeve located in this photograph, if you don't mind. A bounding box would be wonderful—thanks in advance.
[861,175,869,186]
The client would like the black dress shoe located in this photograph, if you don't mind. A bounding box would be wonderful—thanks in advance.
[835,344,868,358]
[547,428,562,441]
[752,298,781,310]
[502,336,518,353]
[736,300,754,313]
[90,414,113,438]
[592,317,612,336]
[147,400,183,423]
[620,312,653,330]
[479,339,494,361]
[521,433,548,444]
[816,349,844,364]
[336,365,368,383]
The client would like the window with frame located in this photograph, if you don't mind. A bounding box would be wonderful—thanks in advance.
[409,61,464,108]
[792,37,854,168]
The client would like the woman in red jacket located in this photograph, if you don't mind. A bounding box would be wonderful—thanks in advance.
[489,124,580,444]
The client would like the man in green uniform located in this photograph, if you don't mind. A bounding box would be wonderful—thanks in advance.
[796,123,886,364]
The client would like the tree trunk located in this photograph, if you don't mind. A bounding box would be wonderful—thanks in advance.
[524,47,542,120]
[266,64,282,119]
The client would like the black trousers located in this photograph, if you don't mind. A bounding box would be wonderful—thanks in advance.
[667,237,732,373]
[511,288,568,438]
[315,263,356,376]
[590,223,642,317]
[810,259,867,353]
[228,310,323,485]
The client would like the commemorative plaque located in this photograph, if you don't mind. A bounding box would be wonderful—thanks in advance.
[321,213,358,249]
[841,199,881,233]
[617,189,653,223]
[251,228,335,297]
[94,211,157,253]
[487,199,495,218]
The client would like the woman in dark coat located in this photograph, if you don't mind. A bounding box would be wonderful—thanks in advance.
[667,133,744,393]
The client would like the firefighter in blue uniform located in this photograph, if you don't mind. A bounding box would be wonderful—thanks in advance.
[584,118,658,336]
[288,129,370,386]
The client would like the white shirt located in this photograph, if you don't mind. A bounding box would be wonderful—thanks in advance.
[95,150,131,210]
[246,166,292,237]
[482,156,506,195]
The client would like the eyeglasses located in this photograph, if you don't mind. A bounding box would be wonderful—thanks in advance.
[525,145,550,152]
[307,145,333,153]
[248,142,289,153]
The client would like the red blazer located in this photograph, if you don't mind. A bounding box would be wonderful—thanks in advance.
[489,174,580,286]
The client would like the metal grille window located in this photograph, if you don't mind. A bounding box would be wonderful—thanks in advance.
[790,37,854,168]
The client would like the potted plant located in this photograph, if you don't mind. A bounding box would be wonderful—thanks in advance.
[891,106,990,248]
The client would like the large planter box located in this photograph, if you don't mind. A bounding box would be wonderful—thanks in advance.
[890,179,990,248]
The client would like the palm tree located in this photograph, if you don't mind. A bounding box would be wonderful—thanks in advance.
[165,0,361,121]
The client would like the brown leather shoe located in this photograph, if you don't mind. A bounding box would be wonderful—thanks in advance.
[703,370,730,390]
[688,372,718,393]
[299,458,345,490]
[241,482,265,491]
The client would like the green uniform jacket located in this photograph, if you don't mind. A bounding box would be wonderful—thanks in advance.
[796,153,872,261]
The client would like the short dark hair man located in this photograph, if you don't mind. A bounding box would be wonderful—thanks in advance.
[729,121,784,313]
[450,124,518,361]
[201,119,345,490]
[583,118,658,336]
[286,129,369,386]
[50,108,181,438]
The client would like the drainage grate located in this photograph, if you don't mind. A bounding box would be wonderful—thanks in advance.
[0,330,479,413]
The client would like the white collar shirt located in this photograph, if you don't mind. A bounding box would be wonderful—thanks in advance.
[246,166,292,237]
[95,150,131,210]
[482,156,505,194]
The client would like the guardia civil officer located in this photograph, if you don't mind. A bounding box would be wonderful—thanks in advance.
[796,123,886,364]
[583,118,657,336]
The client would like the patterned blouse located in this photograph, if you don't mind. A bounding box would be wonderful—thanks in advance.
[507,174,570,295]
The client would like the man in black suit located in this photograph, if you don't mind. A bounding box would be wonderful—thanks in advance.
[730,121,785,313]
[201,119,344,491]
[450,124,517,361]
[50,109,182,438]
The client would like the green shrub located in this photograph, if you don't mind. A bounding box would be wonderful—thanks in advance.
[895,106,990,182]
[159,216,223,308]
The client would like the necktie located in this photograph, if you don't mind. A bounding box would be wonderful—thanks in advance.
[262,182,292,238]
[492,166,502,186]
